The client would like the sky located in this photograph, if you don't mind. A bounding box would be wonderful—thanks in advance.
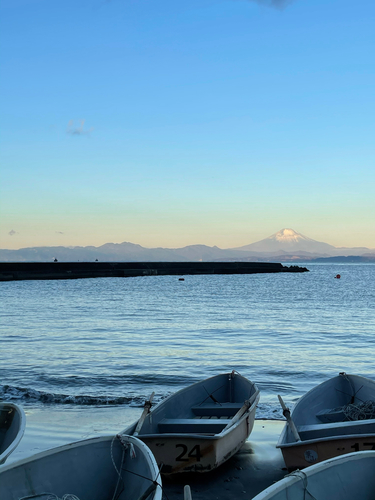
[1,0,374,251]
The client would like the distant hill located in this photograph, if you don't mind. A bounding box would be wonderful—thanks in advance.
[1,228,374,262]
[312,255,375,263]
[0,242,242,263]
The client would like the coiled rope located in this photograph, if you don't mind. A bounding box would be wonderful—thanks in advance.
[343,400,375,421]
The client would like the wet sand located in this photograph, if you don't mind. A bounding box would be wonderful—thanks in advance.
[6,407,287,499]
[163,420,287,500]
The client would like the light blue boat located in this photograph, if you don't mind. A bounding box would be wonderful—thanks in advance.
[252,451,375,500]
[0,434,162,500]
[123,372,260,474]
[277,373,375,470]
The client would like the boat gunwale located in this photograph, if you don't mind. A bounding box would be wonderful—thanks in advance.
[125,372,259,437]
[149,372,258,412]
[0,402,26,465]
[289,373,375,417]
[252,450,375,500]
[277,429,375,448]
[0,433,160,479]
[140,390,260,439]
[276,373,375,449]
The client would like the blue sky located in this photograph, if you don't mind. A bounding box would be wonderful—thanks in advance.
[1,0,374,250]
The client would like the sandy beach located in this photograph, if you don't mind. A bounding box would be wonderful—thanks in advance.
[5,406,287,499]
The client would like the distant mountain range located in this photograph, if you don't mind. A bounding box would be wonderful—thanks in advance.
[1,229,375,263]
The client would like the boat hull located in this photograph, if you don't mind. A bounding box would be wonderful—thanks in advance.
[0,435,162,500]
[277,373,375,470]
[253,451,375,500]
[140,405,257,473]
[280,433,375,470]
[123,372,260,474]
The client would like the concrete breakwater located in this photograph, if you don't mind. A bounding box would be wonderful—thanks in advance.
[0,262,308,281]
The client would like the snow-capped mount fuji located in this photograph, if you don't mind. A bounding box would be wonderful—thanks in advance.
[233,228,373,257]
[234,228,336,255]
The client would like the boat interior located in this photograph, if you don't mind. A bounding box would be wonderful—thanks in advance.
[0,406,18,457]
[282,374,375,444]
[254,453,375,500]
[0,436,160,500]
[137,373,259,436]
[158,402,245,433]
[297,418,375,440]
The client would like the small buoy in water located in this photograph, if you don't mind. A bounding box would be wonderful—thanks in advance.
[179,278,185,281]
[335,274,341,279]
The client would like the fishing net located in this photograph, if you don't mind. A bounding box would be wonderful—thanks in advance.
[343,400,375,421]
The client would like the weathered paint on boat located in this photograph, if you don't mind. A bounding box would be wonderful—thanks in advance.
[0,434,162,500]
[277,373,375,470]
[252,450,375,500]
[123,372,260,474]
[0,402,26,465]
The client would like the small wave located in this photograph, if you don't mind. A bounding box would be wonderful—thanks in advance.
[0,384,147,407]
[0,384,284,419]
[256,402,284,420]
[24,372,197,389]
[0,384,283,418]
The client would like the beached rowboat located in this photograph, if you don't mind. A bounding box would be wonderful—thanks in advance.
[0,434,162,500]
[0,402,26,465]
[122,371,260,474]
[252,450,375,500]
[277,372,375,470]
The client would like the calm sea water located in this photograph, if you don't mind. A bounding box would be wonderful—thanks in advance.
[1,263,375,419]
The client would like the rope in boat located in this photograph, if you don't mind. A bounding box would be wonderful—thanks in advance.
[285,470,317,500]
[343,400,375,420]
[339,372,356,404]
[111,434,126,500]
[111,434,163,500]
[198,371,255,407]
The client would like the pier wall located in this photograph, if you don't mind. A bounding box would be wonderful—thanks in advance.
[0,262,308,281]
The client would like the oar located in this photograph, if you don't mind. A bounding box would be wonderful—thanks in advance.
[222,399,251,431]
[278,395,301,442]
[134,392,155,436]
[222,390,260,432]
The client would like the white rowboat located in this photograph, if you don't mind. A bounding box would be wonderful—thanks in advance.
[0,434,162,500]
[252,450,375,500]
[277,372,375,470]
[122,371,260,474]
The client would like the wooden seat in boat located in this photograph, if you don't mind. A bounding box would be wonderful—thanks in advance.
[297,419,375,440]
[158,418,232,434]
[191,403,243,417]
